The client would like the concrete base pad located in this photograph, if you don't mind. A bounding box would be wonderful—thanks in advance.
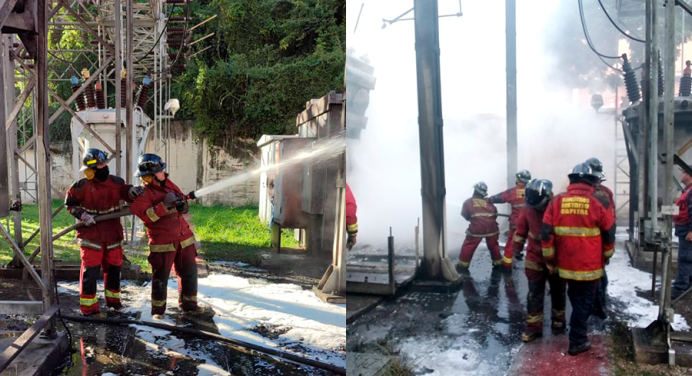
[312,286,346,304]
[632,328,692,367]
[347,352,395,376]
[509,334,608,376]
[408,277,463,293]
[0,331,69,376]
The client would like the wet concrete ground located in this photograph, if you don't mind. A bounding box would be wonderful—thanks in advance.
[51,281,330,376]
[346,242,600,375]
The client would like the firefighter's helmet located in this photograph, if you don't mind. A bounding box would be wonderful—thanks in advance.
[526,179,553,209]
[585,157,606,182]
[568,163,598,183]
[516,169,531,184]
[474,181,488,197]
[80,148,108,179]
[136,153,166,177]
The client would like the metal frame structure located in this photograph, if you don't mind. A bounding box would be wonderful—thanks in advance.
[0,0,210,370]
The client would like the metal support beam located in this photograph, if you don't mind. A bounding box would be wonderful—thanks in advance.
[4,76,34,131]
[0,225,47,293]
[0,305,59,374]
[505,0,517,188]
[58,0,115,54]
[414,0,450,281]
[126,0,133,184]
[115,0,122,176]
[36,0,56,335]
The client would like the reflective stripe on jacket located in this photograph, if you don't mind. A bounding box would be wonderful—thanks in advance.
[541,183,616,281]
[462,195,499,237]
[490,184,526,229]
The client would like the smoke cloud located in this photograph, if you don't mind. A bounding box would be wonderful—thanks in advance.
[346,0,616,254]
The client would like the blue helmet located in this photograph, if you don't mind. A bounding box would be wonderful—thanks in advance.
[136,153,166,177]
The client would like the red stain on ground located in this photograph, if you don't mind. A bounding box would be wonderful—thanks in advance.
[510,335,608,376]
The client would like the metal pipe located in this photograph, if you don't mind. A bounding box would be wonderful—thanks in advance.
[663,0,676,312]
[505,0,518,190]
[388,227,395,294]
[62,315,346,375]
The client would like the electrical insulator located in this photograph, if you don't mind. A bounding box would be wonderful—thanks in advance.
[680,61,692,97]
[82,68,96,109]
[71,76,86,111]
[95,82,106,109]
[136,77,151,108]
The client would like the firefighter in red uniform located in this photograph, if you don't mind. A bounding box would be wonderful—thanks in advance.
[586,157,616,321]
[458,182,503,270]
[542,163,615,355]
[672,166,692,300]
[129,154,201,319]
[513,179,566,342]
[488,169,531,270]
[65,148,144,316]
[346,183,358,249]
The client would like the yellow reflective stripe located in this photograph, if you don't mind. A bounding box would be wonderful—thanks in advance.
[513,234,526,243]
[512,204,526,208]
[78,239,102,250]
[347,223,358,233]
[106,241,123,250]
[146,207,161,222]
[542,247,555,258]
[528,231,540,240]
[181,295,197,302]
[180,236,196,249]
[558,268,603,281]
[553,227,601,237]
[152,299,166,307]
[493,259,503,266]
[603,248,614,258]
[150,243,176,252]
[458,260,470,268]
[527,314,544,323]
[80,296,98,306]
[552,309,566,316]
[502,255,513,265]
[466,230,500,237]
[525,260,544,271]
[105,290,120,299]
[471,213,497,218]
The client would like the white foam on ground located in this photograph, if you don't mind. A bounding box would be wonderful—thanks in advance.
[607,244,690,331]
[60,274,346,372]
[397,337,506,376]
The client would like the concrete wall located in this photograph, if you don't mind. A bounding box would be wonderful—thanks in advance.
[16,121,260,207]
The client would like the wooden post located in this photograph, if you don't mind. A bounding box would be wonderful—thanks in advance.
[5,36,22,251]
[36,0,56,335]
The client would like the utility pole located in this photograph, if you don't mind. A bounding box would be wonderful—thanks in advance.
[505,0,517,188]
[414,0,449,280]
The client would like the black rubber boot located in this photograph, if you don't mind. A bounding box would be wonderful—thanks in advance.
[568,340,591,356]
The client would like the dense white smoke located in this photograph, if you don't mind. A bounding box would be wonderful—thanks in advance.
[346,0,615,252]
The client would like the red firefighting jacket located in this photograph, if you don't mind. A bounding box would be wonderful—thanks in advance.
[346,183,358,234]
[65,176,132,250]
[490,184,526,229]
[595,183,616,219]
[461,195,499,237]
[541,183,616,281]
[130,177,196,252]
[513,206,548,271]
[674,183,692,230]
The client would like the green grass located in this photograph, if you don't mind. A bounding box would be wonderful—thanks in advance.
[190,203,299,265]
[0,201,299,272]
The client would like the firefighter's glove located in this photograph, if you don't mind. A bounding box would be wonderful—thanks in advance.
[347,233,357,250]
[163,192,179,209]
[546,263,557,275]
[128,186,145,200]
[686,231,692,243]
[176,199,189,214]
[80,212,96,226]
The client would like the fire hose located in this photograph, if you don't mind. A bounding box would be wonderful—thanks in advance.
[62,314,346,375]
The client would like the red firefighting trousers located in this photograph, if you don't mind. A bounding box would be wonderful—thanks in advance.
[459,234,502,267]
[79,246,123,315]
[148,242,198,315]
[525,268,566,334]
[502,228,518,268]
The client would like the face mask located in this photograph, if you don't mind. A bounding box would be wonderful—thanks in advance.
[94,165,110,182]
